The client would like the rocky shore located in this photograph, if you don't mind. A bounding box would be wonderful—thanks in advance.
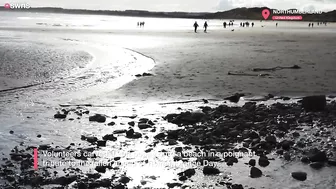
[0,95,335,189]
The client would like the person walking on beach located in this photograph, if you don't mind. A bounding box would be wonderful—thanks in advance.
[312,23,314,27]
[203,21,208,32]
[223,22,227,28]
[252,22,254,27]
[308,23,311,27]
[193,21,199,33]
[276,23,278,27]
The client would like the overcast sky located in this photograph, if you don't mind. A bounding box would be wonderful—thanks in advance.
[1,0,336,12]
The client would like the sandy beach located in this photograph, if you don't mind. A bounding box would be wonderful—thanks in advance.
[0,12,336,189]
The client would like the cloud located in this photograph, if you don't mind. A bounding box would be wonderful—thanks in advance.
[217,0,234,10]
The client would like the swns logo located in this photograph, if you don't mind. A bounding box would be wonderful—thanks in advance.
[4,2,31,9]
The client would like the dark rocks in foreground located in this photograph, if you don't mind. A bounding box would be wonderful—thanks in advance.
[291,172,307,181]
[302,95,326,112]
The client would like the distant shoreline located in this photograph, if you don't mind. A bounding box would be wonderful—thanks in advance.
[0,7,335,22]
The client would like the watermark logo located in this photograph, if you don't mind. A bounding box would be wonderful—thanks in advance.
[261,8,322,21]
[3,2,30,9]
[262,9,270,20]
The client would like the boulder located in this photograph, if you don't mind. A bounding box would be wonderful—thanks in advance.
[309,162,324,170]
[308,149,328,162]
[102,134,117,141]
[54,113,67,119]
[89,114,106,123]
[248,159,256,167]
[250,167,262,178]
[302,95,326,112]
[258,156,270,167]
[203,166,220,175]
[291,172,307,181]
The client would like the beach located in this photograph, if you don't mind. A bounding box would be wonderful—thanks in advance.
[0,11,336,189]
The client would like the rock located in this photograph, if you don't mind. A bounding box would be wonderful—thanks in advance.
[258,156,270,167]
[250,167,262,178]
[231,184,244,189]
[308,150,328,162]
[248,159,256,167]
[302,95,326,112]
[126,129,142,139]
[97,140,107,147]
[283,153,291,161]
[182,168,196,178]
[102,134,117,141]
[95,166,109,173]
[281,140,293,150]
[167,130,181,139]
[37,134,42,138]
[282,97,291,101]
[107,122,115,126]
[249,131,259,139]
[113,129,127,134]
[39,144,50,150]
[154,133,166,140]
[128,121,135,126]
[54,113,67,119]
[164,111,206,125]
[89,114,106,123]
[224,93,244,103]
[265,135,277,144]
[301,157,310,164]
[119,176,131,184]
[309,162,324,169]
[167,183,182,188]
[86,136,98,143]
[203,166,220,175]
[168,139,178,145]
[86,173,101,179]
[77,182,88,189]
[142,72,153,77]
[47,175,77,185]
[138,123,152,130]
[9,130,14,134]
[179,176,188,181]
[291,172,307,181]
[328,159,336,166]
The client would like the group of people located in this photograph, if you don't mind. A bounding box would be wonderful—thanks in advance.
[223,21,234,28]
[239,22,255,27]
[193,21,208,33]
[309,22,327,27]
[137,22,145,27]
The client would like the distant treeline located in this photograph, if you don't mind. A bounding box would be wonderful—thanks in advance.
[0,7,335,22]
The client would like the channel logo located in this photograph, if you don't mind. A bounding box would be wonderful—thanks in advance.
[4,2,31,9]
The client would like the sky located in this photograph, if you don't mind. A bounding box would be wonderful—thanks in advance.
[1,0,336,12]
